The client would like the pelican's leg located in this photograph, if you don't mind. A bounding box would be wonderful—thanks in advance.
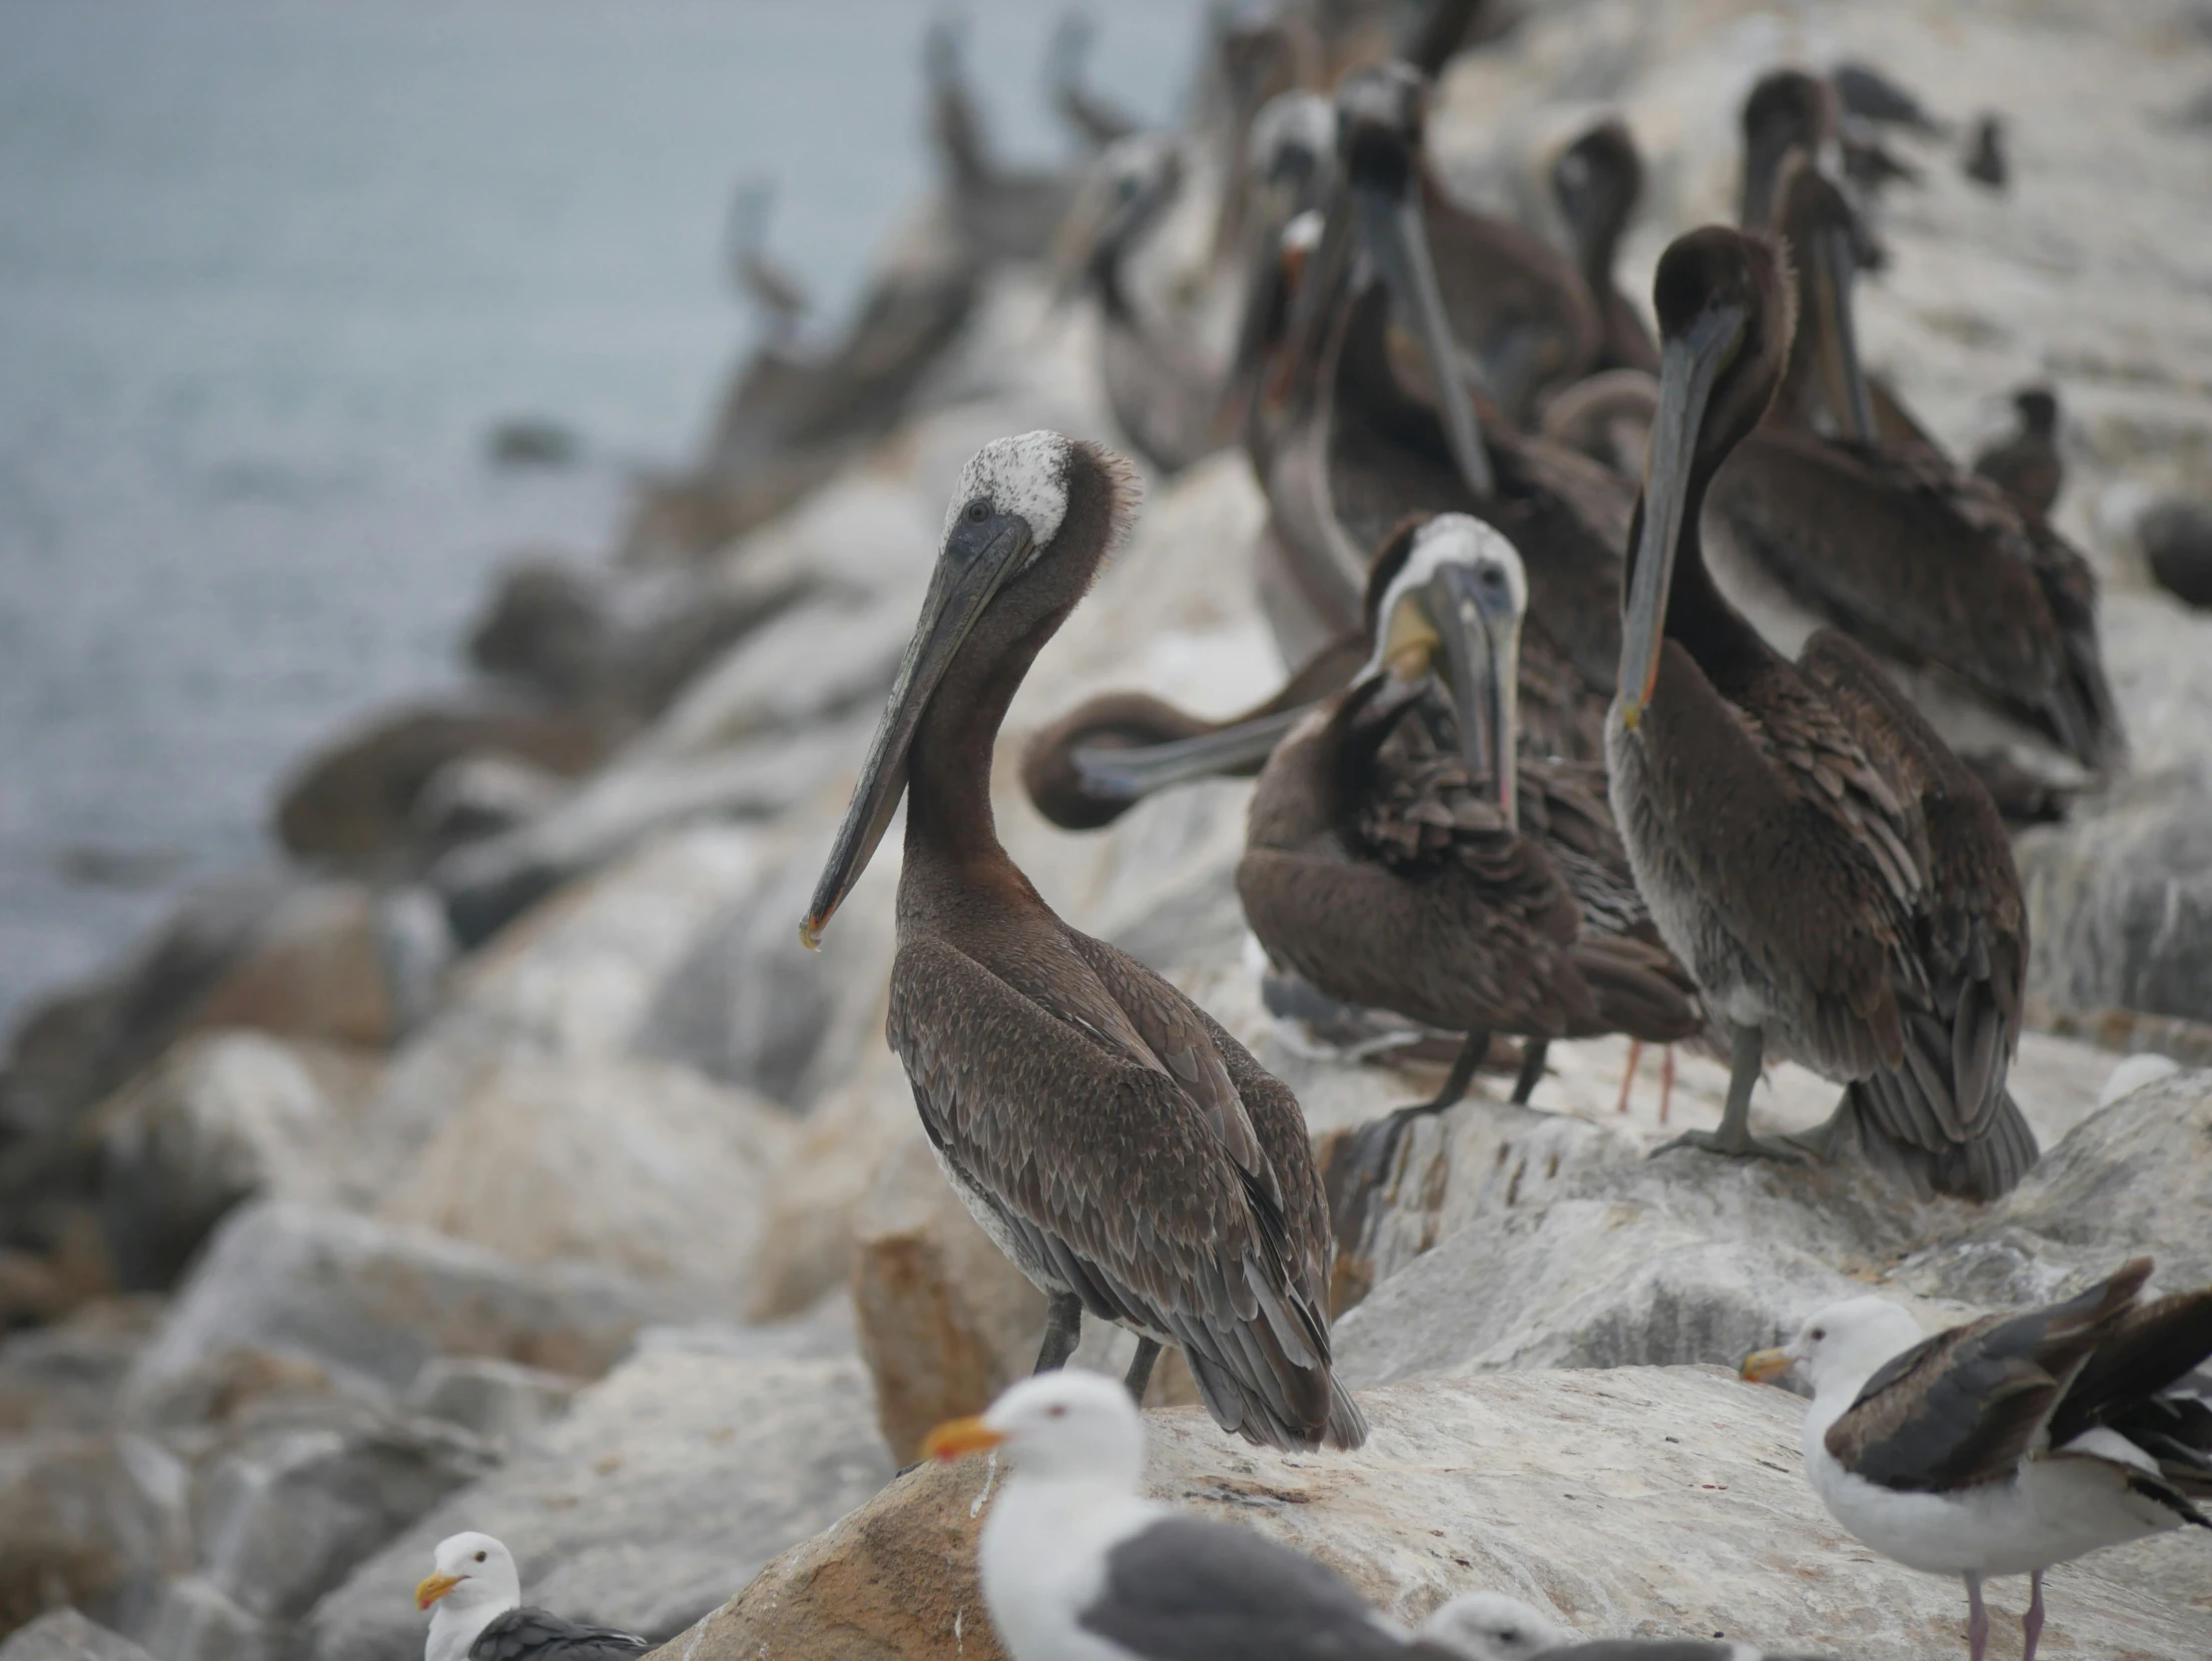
[1123,1337,1161,1404]
[1659,1045,1676,1125]
[2021,1569,2045,1661]
[1509,1039,1550,1105]
[1654,1022,1806,1163]
[1613,1040,1645,1114]
[1035,1291,1083,1373]
[1964,1572,1989,1661]
[1423,1029,1493,1112]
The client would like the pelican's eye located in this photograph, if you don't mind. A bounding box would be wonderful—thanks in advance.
[965,498,991,524]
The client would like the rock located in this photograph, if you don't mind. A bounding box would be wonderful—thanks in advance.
[0,1609,156,1661]
[275,705,609,870]
[745,1061,913,1322]
[374,1055,792,1309]
[187,885,409,1052]
[133,1575,267,1661]
[667,1365,2212,1661]
[2017,768,2212,1030]
[851,1139,1047,1465]
[0,1300,164,1433]
[409,754,568,850]
[467,557,610,702]
[95,1032,381,1292]
[0,1433,189,1644]
[401,1358,580,1447]
[300,1345,893,1661]
[2139,496,2212,608]
[120,1203,684,1415]
[176,1401,494,1632]
[426,720,857,949]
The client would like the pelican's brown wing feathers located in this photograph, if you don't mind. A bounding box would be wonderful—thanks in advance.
[887,935,1361,1449]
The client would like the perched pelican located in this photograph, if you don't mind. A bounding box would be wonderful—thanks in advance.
[1970,386,2061,520]
[804,432,1364,1450]
[1609,226,2037,1200]
[1022,632,1366,831]
[927,21,1078,264]
[1833,61,1946,135]
[1240,514,1700,1140]
[1550,118,1660,377]
[1710,160,2123,798]
[1060,135,1224,475]
[1048,14,1137,153]
[1744,1261,2212,1661]
[1244,63,1632,758]
[1739,69,1914,244]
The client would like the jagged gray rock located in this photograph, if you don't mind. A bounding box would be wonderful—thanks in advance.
[299,1343,892,1661]
[0,1609,156,1661]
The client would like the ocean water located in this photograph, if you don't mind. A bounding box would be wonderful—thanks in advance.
[0,0,1205,1028]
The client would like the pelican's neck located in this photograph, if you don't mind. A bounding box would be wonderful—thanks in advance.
[425,1598,507,1661]
[1661,445,1769,683]
[905,603,1070,870]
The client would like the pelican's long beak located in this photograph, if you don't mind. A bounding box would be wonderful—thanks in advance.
[1810,222,1874,441]
[1361,176,1495,498]
[801,509,1036,947]
[414,1573,462,1611]
[1071,706,1312,801]
[1618,301,1744,730]
[1284,179,1358,385]
[1741,1345,1797,1385]
[921,1414,1007,1461]
[1427,562,1522,829]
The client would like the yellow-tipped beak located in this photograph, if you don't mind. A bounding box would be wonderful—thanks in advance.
[1741,1346,1795,1384]
[415,1572,462,1611]
[1619,699,1644,732]
[798,918,823,953]
[921,1414,1006,1461]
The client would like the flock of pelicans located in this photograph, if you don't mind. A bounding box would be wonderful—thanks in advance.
[410,9,2210,1661]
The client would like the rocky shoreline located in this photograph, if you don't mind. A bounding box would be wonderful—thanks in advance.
[5,2,2212,1659]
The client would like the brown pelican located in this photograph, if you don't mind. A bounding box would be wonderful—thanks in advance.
[1048,14,1136,153]
[1059,135,1224,475]
[927,21,1078,264]
[1833,61,1946,135]
[1241,514,1699,1139]
[1240,63,1631,759]
[1609,225,2036,1199]
[1550,118,1660,377]
[803,431,1364,1450]
[1740,69,1916,240]
[1709,160,2123,798]
[1023,633,1366,831]
[1538,368,1656,480]
[1971,387,2060,519]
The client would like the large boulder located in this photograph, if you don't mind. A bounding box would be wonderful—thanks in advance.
[664,1366,2211,1661]
[2016,768,2212,1031]
[374,1055,791,1309]
[300,1337,894,1661]
[0,1609,156,1661]
[119,1204,683,1416]
[0,1300,163,1434]
[0,1433,189,1645]
[94,1033,382,1292]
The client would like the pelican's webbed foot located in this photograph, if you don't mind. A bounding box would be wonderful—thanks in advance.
[1648,1020,1805,1165]
[1652,1126,1810,1164]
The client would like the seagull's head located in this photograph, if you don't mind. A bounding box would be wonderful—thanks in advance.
[1418,1591,1574,1661]
[415,1530,521,1618]
[922,1370,1144,1485]
[1744,1296,1923,1400]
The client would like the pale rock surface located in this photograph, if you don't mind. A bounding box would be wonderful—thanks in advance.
[301,1343,892,1661]
[0,1300,163,1434]
[400,1357,580,1448]
[93,1032,381,1292]
[374,1054,791,1310]
[664,1366,2212,1661]
[119,1203,683,1414]
[0,1432,189,1646]
[745,1053,912,1322]
[0,1610,155,1661]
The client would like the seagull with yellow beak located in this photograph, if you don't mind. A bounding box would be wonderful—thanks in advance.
[414,1531,648,1661]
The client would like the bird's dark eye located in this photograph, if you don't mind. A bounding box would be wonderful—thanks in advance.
[1810,1327,1825,1341]
[1482,567,1506,589]
[473,1551,486,1563]
[1047,1404,1067,1418]
[965,499,991,524]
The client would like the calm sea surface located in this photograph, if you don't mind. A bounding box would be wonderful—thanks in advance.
[0,0,1203,1026]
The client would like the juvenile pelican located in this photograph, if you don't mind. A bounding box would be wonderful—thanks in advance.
[805,433,1364,1449]
[1551,118,1660,377]
[1609,227,2036,1200]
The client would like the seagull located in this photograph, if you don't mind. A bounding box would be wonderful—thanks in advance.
[1744,1260,2212,1661]
[415,1532,649,1661]
[924,1370,1456,1661]
[1420,1591,1834,1660]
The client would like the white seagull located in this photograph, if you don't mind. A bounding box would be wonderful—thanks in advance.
[1420,1590,1834,1660]
[923,1370,1454,1661]
[1745,1258,2212,1661]
[415,1531,649,1661]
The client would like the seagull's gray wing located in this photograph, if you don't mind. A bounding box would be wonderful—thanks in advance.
[467,1608,650,1661]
